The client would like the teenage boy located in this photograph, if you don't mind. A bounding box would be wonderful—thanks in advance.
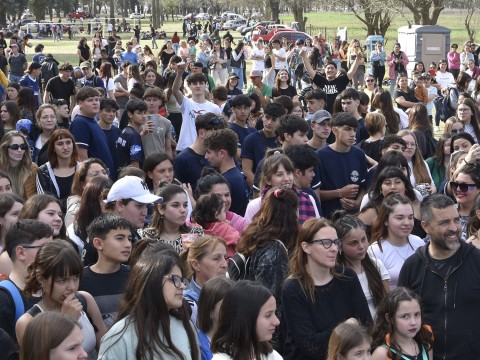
[340,88,368,143]
[116,99,147,169]
[204,129,249,216]
[316,112,368,218]
[271,39,287,73]
[228,94,256,150]
[173,62,220,152]
[141,87,172,158]
[307,109,332,150]
[285,144,322,215]
[44,62,75,106]
[79,214,133,330]
[241,102,283,187]
[98,98,121,179]
[0,220,53,342]
[300,48,362,113]
[70,87,115,175]
[246,69,272,108]
[252,113,318,195]
[174,112,227,191]
[7,44,27,83]
[211,86,232,119]
[80,61,105,89]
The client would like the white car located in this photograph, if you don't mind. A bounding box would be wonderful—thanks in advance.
[129,13,145,19]
[195,13,210,21]
[222,18,246,30]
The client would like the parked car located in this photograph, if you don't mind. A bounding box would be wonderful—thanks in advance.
[251,26,291,42]
[269,30,312,45]
[66,12,93,20]
[20,22,38,33]
[195,13,210,21]
[129,12,145,19]
[240,21,275,35]
[220,12,242,21]
[21,13,35,21]
[222,18,247,30]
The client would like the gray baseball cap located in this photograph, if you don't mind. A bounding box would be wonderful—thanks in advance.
[311,109,332,123]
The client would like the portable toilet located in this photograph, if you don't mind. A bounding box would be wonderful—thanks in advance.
[365,35,384,60]
[397,25,451,75]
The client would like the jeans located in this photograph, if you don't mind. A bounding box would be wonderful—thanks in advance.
[233,67,244,89]
[173,43,179,54]
[9,74,22,83]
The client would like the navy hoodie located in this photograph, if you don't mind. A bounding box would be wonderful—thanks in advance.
[398,241,480,360]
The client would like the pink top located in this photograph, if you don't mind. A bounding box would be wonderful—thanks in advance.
[204,221,240,257]
[448,51,461,70]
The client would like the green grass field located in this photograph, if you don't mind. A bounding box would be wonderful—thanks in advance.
[25,9,472,65]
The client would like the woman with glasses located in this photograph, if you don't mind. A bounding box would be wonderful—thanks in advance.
[16,241,106,358]
[456,97,480,143]
[30,104,60,166]
[444,116,464,135]
[398,130,436,194]
[282,218,372,359]
[450,160,480,239]
[426,133,452,191]
[65,158,109,227]
[36,129,80,212]
[0,131,37,200]
[368,193,425,289]
[363,74,376,103]
[98,253,199,359]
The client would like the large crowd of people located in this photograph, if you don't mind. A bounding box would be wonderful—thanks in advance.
[0,19,480,360]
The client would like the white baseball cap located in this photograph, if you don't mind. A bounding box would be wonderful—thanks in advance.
[105,176,162,204]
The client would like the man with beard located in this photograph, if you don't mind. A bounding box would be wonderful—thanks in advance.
[398,194,480,360]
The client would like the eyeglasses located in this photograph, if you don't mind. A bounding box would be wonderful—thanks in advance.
[88,169,109,178]
[308,238,342,249]
[20,244,45,249]
[451,128,464,134]
[164,274,189,289]
[8,143,28,151]
[450,181,478,192]
[458,108,471,113]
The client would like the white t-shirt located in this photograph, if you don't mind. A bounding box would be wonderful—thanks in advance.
[103,78,115,98]
[357,258,390,319]
[367,235,424,289]
[251,47,265,71]
[176,97,220,151]
[435,71,455,90]
[273,48,287,70]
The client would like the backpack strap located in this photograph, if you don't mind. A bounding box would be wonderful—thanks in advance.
[0,280,25,323]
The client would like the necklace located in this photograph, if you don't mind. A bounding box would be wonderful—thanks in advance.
[389,239,413,261]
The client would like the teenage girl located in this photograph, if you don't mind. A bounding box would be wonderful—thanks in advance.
[332,210,389,319]
[371,287,433,360]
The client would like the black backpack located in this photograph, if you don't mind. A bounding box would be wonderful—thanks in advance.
[41,61,58,83]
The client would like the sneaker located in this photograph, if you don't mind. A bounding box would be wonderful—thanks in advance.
[434,126,440,132]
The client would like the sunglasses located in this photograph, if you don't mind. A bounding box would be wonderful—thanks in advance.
[450,128,464,134]
[8,143,28,151]
[164,274,189,289]
[366,79,374,83]
[450,181,478,193]
[308,238,342,249]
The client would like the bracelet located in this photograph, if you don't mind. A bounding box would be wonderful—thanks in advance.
[337,189,342,198]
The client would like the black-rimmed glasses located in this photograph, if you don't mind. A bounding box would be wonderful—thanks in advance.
[164,274,189,289]
[308,239,342,249]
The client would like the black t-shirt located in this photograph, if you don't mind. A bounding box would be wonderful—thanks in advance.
[174,147,211,191]
[79,266,130,329]
[45,76,76,101]
[428,247,461,279]
[0,55,8,75]
[159,50,175,66]
[394,89,419,112]
[272,85,297,99]
[77,44,90,61]
[116,126,144,168]
[357,138,383,163]
[55,173,75,200]
[312,73,350,113]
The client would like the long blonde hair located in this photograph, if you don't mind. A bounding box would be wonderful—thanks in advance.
[0,131,32,198]
[398,130,431,184]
